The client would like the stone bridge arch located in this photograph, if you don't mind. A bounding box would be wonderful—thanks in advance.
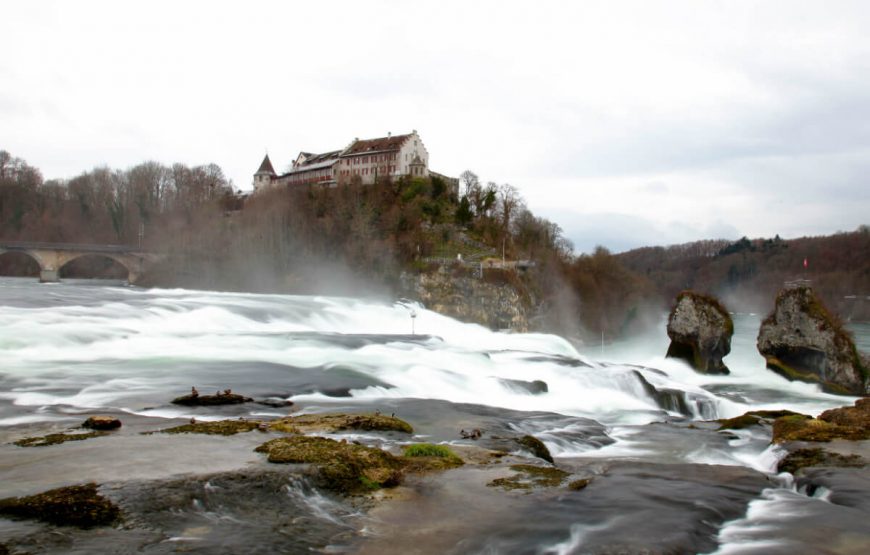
[0,242,158,284]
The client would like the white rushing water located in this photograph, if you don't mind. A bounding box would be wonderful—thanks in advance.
[0,278,851,427]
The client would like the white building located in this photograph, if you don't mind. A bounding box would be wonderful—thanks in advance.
[253,130,429,192]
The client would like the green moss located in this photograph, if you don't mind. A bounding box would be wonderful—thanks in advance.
[515,435,554,463]
[716,409,804,431]
[404,443,461,460]
[14,431,106,447]
[401,443,464,471]
[148,419,264,436]
[255,436,404,494]
[269,413,413,435]
[0,483,121,528]
[777,448,866,474]
[772,414,870,443]
[487,464,569,491]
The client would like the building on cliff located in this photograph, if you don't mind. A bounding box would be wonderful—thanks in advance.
[253,130,430,192]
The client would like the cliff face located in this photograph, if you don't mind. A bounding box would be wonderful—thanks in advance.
[665,291,733,374]
[757,286,868,395]
[400,269,531,332]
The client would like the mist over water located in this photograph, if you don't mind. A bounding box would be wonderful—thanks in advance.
[0,277,865,553]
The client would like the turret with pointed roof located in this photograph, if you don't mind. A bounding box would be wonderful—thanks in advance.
[252,154,276,192]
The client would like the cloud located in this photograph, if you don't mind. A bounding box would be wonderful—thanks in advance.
[1,0,868,245]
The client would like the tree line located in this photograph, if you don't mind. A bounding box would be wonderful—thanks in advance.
[5,148,864,340]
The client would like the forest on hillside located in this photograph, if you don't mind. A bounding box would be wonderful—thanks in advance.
[616,230,870,320]
[2,149,868,340]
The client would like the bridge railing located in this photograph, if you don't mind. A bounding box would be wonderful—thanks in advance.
[0,241,143,254]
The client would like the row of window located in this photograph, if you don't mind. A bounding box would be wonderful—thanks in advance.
[339,166,395,177]
[346,153,397,165]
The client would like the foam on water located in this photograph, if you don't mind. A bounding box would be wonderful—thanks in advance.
[0,280,860,447]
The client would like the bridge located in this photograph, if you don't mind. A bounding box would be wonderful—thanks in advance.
[0,241,158,284]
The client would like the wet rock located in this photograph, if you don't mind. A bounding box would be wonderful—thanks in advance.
[171,389,253,406]
[772,412,870,443]
[255,436,404,493]
[256,397,294,408]
[632,370,691,415]
[771,400,870,443]
[268,412,413,434]
[147,419,265,436]
[757,285,868,395]
[777,448,866,474]
[0,483,121,528]
[819,397,870,428]
[666,291,733,374]
[716,409,803,431]
[568,478,592,491]
[13,431,106,447]
[515,435,554,463]
[499,378,548,395]
[82,415,122,430]
[487,464,569,491]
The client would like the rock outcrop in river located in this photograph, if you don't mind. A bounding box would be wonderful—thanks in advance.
[400,268,531,331]
[665,291,733,374]
[757,285,868,395]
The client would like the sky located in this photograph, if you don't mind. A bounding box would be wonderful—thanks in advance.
[2,1,869,253]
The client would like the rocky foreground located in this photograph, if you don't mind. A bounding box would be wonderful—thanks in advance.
[1,394,869,554]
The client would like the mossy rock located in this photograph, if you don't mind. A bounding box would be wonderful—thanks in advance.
[772,414,870,443]
[255,436,404,494]
[487,464,569,491]
[147,419,265,436]
[268,413,413,435]
[818,398,870,429]
[777,448,866,474]
[757,286,867,395]
[568,478,592,491]
[82,415,122,430]
[0,483,121,528]
[515,435,553,463]
[716,409,804,431]
[14,431,106,447]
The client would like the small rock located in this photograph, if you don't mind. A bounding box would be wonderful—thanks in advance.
[516,435,554,463]
[0,483,121,528]
[82,415,122,430]
[172,389,253,406]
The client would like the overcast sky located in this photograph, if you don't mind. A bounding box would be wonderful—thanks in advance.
[3,1,869,253]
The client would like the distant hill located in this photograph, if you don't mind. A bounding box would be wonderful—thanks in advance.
[616,228,870,321]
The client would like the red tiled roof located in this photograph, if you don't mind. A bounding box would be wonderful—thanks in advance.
[343,134,411,156]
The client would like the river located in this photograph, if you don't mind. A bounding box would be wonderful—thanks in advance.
[0,278,867,554]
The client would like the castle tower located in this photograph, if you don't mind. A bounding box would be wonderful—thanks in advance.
[253,154,276,192]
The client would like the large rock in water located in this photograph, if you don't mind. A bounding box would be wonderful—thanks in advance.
[757,285,868,395]
[666,291,733,374]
